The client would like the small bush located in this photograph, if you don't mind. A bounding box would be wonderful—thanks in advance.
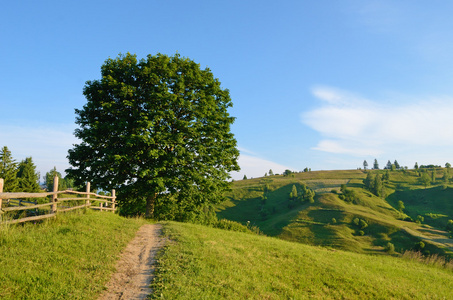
[213,219,250,233]
[385,242,395,254]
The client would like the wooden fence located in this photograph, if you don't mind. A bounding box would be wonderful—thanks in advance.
[0,176,116,224]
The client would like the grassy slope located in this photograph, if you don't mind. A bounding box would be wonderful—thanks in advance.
[218,169,453,255]
[0,210,148,300]
[152,221,453,299]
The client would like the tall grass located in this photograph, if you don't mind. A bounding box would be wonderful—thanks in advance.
[151,221,453,299]
[0,210,148,299]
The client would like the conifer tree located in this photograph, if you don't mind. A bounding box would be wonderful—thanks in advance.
[394,160,400,169]
[44,167,66,191]
[363,160,368,170]
[373,174,383,197]
[17,157,40,192]
[0,146,19,192]
[373,159,379,170]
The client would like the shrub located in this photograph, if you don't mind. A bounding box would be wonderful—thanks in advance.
[385,242,395,254]
[213,219,250,233]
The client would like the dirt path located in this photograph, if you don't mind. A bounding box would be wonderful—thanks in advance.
[99,223,164,300]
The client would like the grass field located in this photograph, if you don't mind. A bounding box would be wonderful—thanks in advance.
[218,169,453,256]
[0,210,148,300]
[151,221,453,299]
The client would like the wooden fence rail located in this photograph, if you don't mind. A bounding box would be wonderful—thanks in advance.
[0,176,116,225]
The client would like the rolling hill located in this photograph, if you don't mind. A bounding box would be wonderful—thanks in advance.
[217,168,453,257]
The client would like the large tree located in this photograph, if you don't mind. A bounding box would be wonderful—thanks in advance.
[67,53,240,220]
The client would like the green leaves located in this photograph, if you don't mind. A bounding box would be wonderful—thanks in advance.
[67,53,240,219]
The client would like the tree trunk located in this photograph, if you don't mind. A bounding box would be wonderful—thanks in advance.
[145,193,157,218]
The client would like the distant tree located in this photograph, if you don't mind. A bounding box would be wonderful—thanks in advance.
[385,160,392,170]
[45,167,66,191]
[0,146,19,192]
[269,169,274,176]
[283,169,292,176]
[363,172,374,191]
[363,160,368,170]
[419,172,431,189]
[414,162,419,170]
[306,189,315,203]
[443,168,451,184]
[446,162,451,169]
[431,170,436,183]
[397,200,405,213]
[373,174,384,197]
[243,175,247,180]
[17,157,40,192]
[303,167,309,172]
[289,185,298,199]
[373,159,379,170]
[339,184,357,203]
[394,160,400,170]
[383,170,390,182]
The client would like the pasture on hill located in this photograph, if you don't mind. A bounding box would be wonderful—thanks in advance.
[0,210,148,299]
[218,169,453,256]
[151,221,453,299]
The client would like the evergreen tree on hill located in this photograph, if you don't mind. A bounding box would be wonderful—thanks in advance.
[44,167,66,191]
[17,157,41,192]
[0,146,19,192]
[373,159,379,170]
[394,160,400,169]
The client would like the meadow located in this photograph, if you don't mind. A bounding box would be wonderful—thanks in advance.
[3,168,453,299]
[151,221,453,299]
[0,210,148,299]
[218,169,453,256]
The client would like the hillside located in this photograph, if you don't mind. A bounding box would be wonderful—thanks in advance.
[152,221,453,299]
[217,169,453,256]
[0,210,148,299]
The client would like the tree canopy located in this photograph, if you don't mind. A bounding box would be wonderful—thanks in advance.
[67,53,240,220]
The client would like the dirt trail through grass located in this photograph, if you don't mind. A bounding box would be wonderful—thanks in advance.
[99,223,163,300]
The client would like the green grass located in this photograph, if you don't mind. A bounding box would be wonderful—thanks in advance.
[218,169,453,256]
[0,210,148,299]
[152,221,453,299]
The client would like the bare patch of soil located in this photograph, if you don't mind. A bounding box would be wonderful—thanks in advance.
[98,223,163,300]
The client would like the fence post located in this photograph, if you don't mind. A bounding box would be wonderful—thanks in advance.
[99,202,103,211]
[51,176,58,214]
[86,182,91,207]
[0,178,3,221]
[111,189,116,212]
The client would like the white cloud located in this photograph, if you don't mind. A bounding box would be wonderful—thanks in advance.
[302,86,453,157]
[230,148,295,180]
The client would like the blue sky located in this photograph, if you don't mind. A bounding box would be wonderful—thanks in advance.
[2,1,453,181]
